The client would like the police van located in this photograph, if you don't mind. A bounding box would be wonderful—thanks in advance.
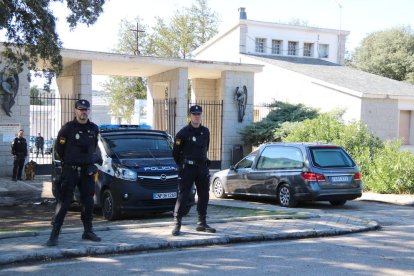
[52,124,195,220]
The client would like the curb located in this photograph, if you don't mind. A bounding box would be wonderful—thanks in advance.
[0,217,380,266]
[0,213,317,240]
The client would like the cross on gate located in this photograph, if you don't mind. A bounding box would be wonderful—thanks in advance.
[130,22,145,55]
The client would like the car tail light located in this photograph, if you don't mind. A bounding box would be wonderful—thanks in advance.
[354,172,362,180]
[302,172,326,181]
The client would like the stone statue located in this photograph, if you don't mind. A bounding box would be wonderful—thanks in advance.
[234,85,247,122]
[0,73,19,116]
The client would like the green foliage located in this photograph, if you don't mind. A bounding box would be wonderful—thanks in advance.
[103,76,146,123]
[364,141,414,194]
[351,26,414,84]
[240,101,319,146]
[0,0,105,86]
[30,86,42,105]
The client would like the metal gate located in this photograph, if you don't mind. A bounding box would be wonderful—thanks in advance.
[153,98,223,169]
[190,100,223,169]
[29,94,79,174]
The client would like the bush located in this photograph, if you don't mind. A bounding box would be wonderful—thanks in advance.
[364,141,414,194]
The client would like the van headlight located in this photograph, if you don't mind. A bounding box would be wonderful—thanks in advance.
[115,166,137,181]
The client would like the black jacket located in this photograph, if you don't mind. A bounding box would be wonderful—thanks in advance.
[55,119,99,166]
[172,123,210,165]
[11,137,28,157]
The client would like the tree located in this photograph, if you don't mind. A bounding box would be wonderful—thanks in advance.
[0,0,105,86]
[351,26,414,84]
[103,76,146,123]
[30,86,42,105]
[105,0,219,119]
[240,101,319,146]
[147,0,218,58]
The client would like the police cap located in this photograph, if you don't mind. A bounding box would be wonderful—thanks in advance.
[189,105,202,114]
[75,99,90,110]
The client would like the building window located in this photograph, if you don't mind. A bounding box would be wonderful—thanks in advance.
[303,43,314,57]
[255,38,266,53]
[318,44,329,58]
[271,40,282,55]
[288,41,298,56]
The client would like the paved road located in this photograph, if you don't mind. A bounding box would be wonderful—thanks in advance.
[1,199,413,275]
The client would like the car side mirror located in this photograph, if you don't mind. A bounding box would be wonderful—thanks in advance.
[230,165,236,171]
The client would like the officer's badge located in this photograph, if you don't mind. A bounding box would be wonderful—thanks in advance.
[59,137,66,144]
[192,136,196,142]
[75,133,80,139]
[175,139,181,145]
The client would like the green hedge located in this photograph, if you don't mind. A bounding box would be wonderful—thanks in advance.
[283,113,414,194]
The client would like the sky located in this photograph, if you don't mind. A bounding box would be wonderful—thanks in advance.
[50,0,414,54]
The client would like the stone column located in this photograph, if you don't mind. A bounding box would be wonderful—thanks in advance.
[0,66,30,177]
[220,70,254,169]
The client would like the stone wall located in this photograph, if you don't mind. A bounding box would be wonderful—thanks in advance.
[0,66,30,177]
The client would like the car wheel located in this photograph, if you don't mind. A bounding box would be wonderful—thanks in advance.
[329,200,347,206]
[278,183,298,207]
[102,189,120,220]
[212,178,227,198]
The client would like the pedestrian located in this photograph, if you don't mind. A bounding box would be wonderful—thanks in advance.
[171,104,216,236]
[11,129,28,181]
[35,132,44,158]
[46,99,101,246]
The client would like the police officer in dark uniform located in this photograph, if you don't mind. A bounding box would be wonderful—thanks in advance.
[11,129,28,181]
[46,99,101,246]
[171,105,216,236]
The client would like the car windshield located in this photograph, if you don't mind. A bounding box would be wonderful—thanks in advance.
[102,134,172,158]
[310,146,355,168]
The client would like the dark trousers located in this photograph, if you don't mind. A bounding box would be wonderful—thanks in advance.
[52,165,95,229]
[174,164,210,217]
[12,156,25,180]
[36,146,44,157]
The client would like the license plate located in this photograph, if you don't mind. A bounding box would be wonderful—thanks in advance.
[153,192,177,200]
[331,176,350,183]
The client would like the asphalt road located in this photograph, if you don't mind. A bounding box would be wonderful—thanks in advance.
[2,199,413,275]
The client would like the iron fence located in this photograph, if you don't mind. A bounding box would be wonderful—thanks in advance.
[153,98,176,136]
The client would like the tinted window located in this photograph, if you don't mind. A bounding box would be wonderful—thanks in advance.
[235,152,257,169]
[310,147,355,168]
[102,134,172,158]
[257,146,304,169]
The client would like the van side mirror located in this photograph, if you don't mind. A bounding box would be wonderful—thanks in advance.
[230,165,236,171]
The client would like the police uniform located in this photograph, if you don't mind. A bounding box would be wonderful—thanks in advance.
[11,134,28,181]
[46,99,101,246]
[171,105,216,235]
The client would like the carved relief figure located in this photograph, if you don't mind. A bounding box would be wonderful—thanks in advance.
[234,85,247,122]
[0,73,19,116]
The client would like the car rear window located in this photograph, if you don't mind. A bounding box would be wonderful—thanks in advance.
[310,147,355,168]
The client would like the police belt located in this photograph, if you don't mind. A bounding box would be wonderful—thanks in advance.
[183,159,206,166]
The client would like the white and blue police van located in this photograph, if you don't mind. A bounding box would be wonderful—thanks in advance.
[52,124,195,220]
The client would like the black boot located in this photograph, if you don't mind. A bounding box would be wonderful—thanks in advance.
[46,225,61,246]
[82,223,101,242]
[196,215,216,233]
[172,216,182,236]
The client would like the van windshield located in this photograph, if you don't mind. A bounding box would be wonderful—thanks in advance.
[309,146,355,168]
[102,134,172,158]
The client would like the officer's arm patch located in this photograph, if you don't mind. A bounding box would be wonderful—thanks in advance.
[59,137,66,144]
[175,139,181,145]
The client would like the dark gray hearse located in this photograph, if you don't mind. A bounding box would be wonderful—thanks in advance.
[52,125,195,220]
[211,143,362,207]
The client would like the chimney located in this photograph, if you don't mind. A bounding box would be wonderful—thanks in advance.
[238,7,247,20]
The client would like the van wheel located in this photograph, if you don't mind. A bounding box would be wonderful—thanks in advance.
[212,178,227,198]
[329,200,347,206]
[278,184,298,207]
[102,189,120,220]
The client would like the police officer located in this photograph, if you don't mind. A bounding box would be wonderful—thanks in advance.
[46,99,101,246]
[171,105,216,236]
[11,129,28,181]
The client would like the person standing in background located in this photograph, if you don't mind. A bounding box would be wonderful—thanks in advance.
[11,129,28,181]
